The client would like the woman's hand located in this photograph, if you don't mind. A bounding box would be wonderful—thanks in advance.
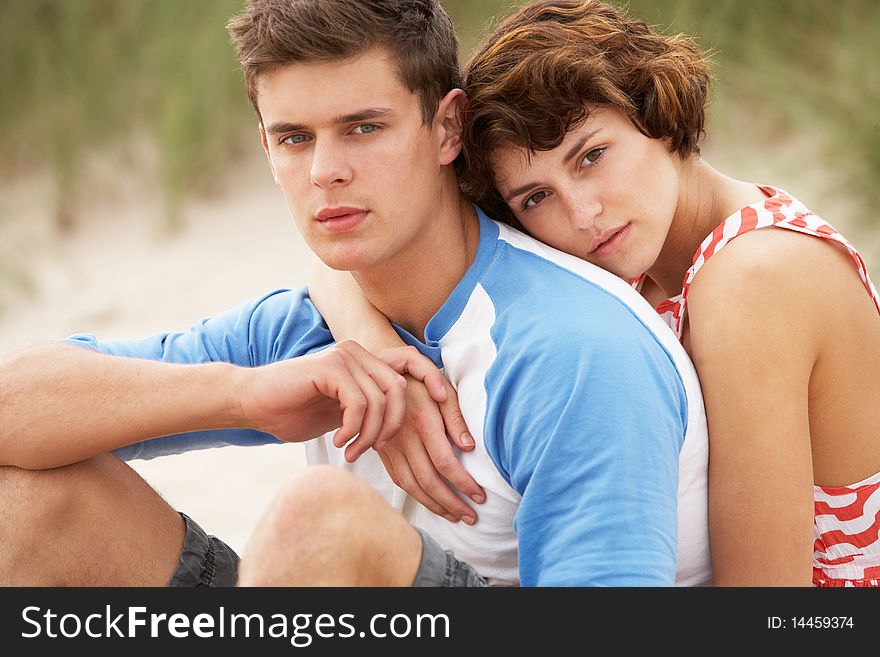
[307,264,486,523]
[374,347,486,524]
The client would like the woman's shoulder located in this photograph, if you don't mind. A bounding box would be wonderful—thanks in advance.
[686,225,853,337]
[692,227,821,296]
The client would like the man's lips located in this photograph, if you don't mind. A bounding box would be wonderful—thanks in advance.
[588,223,631,257]
[315,207,368,234]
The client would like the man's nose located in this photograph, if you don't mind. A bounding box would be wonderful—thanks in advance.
[309,141,352,188]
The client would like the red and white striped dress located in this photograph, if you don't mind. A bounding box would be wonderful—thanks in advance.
[637,185,880,587]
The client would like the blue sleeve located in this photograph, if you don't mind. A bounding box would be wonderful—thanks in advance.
[486,313,686,586]
[58,287,334,460]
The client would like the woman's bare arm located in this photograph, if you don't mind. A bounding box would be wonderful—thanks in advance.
[687,237,820,585]
[308,260,485,523]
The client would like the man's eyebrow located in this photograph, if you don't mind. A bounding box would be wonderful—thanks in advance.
[264,108,393,135]
[335,107,393,124]
[264,121,306,135]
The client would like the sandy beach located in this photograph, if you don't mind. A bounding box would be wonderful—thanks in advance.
[0,154,312,555]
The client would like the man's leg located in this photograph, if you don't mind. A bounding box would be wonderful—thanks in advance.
[0,453,186,586]
[237,465,424,586]
[237,465,488,587]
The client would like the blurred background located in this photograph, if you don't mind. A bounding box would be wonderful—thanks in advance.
[1,0,878,553]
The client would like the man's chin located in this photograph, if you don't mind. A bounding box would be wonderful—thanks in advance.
[315,249,378,273]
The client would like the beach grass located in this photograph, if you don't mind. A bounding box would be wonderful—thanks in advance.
[0,0,878,286]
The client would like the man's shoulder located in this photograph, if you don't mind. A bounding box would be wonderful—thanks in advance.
[471,220,698,399]
[243,287,334,361]
[244,286,314,321]
[483,221,669,341]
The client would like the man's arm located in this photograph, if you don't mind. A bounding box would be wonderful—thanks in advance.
[0,289,439,470]
[0,289,304,467]
[0,339,420,470]
[0,342,243,469]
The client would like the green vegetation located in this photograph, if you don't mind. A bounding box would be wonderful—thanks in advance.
[1,0,878,233]
[0,0,252,231]
[622,0,880,219]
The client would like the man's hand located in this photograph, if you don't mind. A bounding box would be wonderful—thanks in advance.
[237,340,410,460]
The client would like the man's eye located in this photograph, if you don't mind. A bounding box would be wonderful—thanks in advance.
[282,134,310,145]
[354,124,380,135]
[523,190,549,210]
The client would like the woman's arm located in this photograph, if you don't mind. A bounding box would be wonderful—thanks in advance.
[308,260,485,523]
[308,257,405,352]
[687,234,820,585]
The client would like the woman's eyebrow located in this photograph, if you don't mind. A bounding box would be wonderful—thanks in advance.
[562,128,601,165]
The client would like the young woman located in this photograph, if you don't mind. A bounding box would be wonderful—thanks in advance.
[310,0,880,586]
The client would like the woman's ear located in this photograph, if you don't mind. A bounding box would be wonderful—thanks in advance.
[434,89,467,166]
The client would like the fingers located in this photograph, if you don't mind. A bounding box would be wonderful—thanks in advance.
[331,341,407,461]
[376,449,402,489]
[437,379,477,453]
[420,432,485,510]
[326,365,368,449]
[403,439,478,524]
[413,394,485,509]
[378,346,448,404]
[380,442,460,524]
[319,341,485,523]
[378,379,482,523]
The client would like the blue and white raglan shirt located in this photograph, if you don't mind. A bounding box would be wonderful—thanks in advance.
[62,208,711,587]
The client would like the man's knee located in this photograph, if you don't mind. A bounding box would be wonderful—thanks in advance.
[254,465,376,553]
[0,454,132,526]
[275,465,373,526]
[240,465,420,586]
[0,463,79,530]
[0,454,184,586]
[0,461,98,585]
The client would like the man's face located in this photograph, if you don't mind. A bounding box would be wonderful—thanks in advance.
[258,49,453,272]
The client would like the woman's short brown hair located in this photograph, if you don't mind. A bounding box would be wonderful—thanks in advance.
[227,0,460,124]
[460,0,712,227]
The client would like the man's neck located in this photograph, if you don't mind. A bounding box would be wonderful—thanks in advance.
[352,195,480,342]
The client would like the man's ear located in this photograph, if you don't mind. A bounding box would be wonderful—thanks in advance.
[434,89,467,166]
[259,123,281,185]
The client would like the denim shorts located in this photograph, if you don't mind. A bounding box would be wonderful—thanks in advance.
[412,528,488,587]
[168,513,240,587]
[167,514,487,587]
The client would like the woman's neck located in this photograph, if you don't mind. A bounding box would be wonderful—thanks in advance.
[646,157,765,297]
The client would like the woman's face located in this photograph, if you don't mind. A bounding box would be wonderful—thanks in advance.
[490,106,681,281]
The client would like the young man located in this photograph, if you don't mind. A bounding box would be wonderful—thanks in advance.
[0,0,709,587]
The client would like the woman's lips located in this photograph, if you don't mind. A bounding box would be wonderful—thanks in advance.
[590,223,631,257]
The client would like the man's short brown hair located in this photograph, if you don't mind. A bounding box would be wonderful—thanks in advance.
[227,0,460,124]
[460,0,712,227]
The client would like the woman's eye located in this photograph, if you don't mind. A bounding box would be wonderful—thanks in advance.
[523,190,549,210]
[354,124,380,135]
[282,134,310,145]
[581,147,605,166]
